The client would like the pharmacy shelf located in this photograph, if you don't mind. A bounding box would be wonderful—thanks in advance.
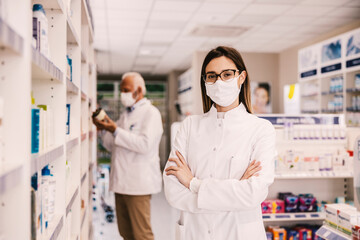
[301,110,320,114]
[346,88,360,93]
[66,16,80,46]
[67,78,79,95]
[81,208,87,229]
[301,93,318,97]
[31,48,64,83]
[31,144,64,175]
[345,64,360,73]
[262,212,325,222]
[66,137,79,152]
[0,18,24,55]
[298,75,318,82]
[322,109,344,114]
[81,50,87,63]
[81,91,87,101]
[321,91,344,96]
[316,225,351,240]
[81,132,87,142]
[33,0,65,13]
[0,164,23,195]
[346,107,360,113]
[44,215,64,240]
[81,172,87,185]
[81,0,94,43]
[275,172,353,179]
[66,187,79,216]
[278,139,347,145]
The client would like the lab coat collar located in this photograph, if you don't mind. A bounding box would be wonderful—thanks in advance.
[207,103,248,119]
[127,98,149,113]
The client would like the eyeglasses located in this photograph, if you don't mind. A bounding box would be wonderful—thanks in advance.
[202,69,239,85]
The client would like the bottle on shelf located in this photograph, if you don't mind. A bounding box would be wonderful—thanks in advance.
[32,4,50,58]
[31,94,40,154]
[41,165,56,230]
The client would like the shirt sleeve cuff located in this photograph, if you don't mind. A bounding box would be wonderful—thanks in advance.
[189,177,202,193]
[113,127,120,137]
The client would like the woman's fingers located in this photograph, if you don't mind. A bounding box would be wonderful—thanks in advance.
[165,170,177,176]
[248,166,262,176]
[175,151,185,165]
[168,158,182,167]
[165,166,179,172]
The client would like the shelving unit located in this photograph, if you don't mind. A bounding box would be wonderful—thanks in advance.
[0,0,96,239]
[262,212,325,223]
[298,27,360,127]
[316,225,352,240]
[260,115,355,228]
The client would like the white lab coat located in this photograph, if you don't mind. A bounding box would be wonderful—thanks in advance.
[163,103,276,240]
[101,98,163,195]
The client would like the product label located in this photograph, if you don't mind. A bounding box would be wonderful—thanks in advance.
[321,63,341,73]
[346,57,360,68]
[300,69,317,78]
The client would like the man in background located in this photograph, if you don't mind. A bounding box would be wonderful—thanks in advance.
[93,72,163,240]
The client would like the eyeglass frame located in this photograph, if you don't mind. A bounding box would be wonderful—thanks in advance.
[202,69,240,84]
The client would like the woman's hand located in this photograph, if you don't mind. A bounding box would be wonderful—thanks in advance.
[165,151,194,189]
[240,160,262,180]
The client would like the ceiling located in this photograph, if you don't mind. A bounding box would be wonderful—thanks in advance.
[90,0,360,75]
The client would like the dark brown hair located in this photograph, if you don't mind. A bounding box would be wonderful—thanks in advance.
[200,46,252,113]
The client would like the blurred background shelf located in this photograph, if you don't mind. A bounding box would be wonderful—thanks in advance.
[31,144,64,175]
[0,18,24,55]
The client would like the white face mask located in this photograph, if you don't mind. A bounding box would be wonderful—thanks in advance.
[205,76,241,107]
[120,92,136,107]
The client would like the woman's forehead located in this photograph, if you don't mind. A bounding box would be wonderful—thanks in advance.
[205,56,236,72]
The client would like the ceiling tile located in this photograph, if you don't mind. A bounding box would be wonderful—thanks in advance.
[301,0,352,6]
[139,44,169,56]
[346,0,360,7]
[271,15,315,26]
[285,5,335,16]
[132,65,155,73]
[197,2,247,13]
[147,20,186,29]
[191,13,235,24]
[254,0,298,3]
[327,7,360,18]
[134,57,161,65]
[104,0,154,11]
[153,1,201,12]
[149,11,194,21]
[107,10,150,21]
[232,14,277,26]
[241,3,293,15]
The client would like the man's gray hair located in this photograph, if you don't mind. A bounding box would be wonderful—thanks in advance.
[122,72,147,95]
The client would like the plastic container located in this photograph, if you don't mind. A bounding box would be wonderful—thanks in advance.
[92,108,106,121]
[32,4,50,58]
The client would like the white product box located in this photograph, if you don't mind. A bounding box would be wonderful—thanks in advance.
[338,209,359,233]
[325,203,356,226]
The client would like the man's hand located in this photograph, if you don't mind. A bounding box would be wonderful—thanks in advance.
[92,115,117,133]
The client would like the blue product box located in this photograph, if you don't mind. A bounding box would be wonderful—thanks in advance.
[66,104,70,135]
[31,108,40,153]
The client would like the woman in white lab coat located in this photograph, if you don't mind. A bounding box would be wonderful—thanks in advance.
[163,46,276,240]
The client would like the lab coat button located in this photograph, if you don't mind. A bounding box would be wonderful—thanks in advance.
[210,174,213,178]
[208,230,211,234]
[219,123,222,127]
[213,147,216,151]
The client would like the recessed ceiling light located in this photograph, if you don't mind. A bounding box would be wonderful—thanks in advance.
[139,49,152,55]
